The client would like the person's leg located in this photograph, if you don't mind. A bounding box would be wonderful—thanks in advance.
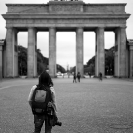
[34,115,45,133]
[45,115,52,133]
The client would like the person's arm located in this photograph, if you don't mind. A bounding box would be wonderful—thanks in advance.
[28,85,36,108]
[50,87,57,115]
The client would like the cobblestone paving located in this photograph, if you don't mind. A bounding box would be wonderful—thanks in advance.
[0,78,133,133]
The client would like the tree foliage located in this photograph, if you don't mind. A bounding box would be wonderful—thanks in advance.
[70,46,114,75]
[18,46,27,75]
[85,46,114,75]
[37,49,48,75]
[57,64,66,73]
[105,47,114,75]
[18,45,66,76]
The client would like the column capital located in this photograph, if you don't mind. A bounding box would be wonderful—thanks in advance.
[95,27,104,33]
[119,26,127,29]
[115,26,127,31]
[97,26,105,29]
[28,27,36,30]
[76,27,84,32]
[6,26,13,29]
[6,27,18,34]
[76,27,84,29]
[49,27,56,29]
[129,44,133,50]
[28,27,34,29]
[49,27,56,31]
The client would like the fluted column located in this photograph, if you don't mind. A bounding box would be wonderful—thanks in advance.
[0,44,3,79]
[27,27,37,77]
[95,27,105,77]
[114,28,120,77]
[6,27,16,77]
[76,27,84,77]
[35,31,37,76]
[13,29,18,77]
[129,45,133,77]
[119,27,127,77]
[49,27,56,78]
[115,27,127,77]
[95,33,98,76]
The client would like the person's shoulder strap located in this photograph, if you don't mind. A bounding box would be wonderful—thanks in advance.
[41,85,52,101]
[47,86,52,102]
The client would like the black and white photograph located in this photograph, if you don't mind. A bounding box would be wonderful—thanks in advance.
[0,0,133,132]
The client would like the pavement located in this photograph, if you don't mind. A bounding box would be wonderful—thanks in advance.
[0,77,133,133]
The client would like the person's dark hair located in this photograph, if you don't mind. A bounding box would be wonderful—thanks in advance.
[38,71,53,87]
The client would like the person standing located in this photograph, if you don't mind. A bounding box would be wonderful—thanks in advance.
[77,72,81,82]
[28,71,58,133]
[73,72,77,83]
[99,72,102,81]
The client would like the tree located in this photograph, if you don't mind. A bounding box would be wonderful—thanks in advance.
[85,46,114,75]
[37,48,48,75]
[18,46,27,75]
[105,47,114,75]
[18,46,66,76]
[57,64,66,73]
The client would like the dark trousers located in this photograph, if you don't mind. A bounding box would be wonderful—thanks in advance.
[77,77,80,82]
[34,115,52,133]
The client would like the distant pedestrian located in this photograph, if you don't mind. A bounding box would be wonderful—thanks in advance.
[77,72,81,82]
[73,73,77,83]
[88,72,91,78]
[99,72,102,81]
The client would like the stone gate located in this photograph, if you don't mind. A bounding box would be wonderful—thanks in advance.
[1,1,131,78]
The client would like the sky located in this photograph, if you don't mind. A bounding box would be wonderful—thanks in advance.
[0,0,133,70]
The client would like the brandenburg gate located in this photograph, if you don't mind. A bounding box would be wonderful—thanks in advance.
[1,0,130,78]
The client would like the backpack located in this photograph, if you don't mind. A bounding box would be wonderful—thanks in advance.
[31,85,52,115]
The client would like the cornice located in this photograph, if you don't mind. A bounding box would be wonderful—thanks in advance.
[6,3,126,6]
[2,13,130,20]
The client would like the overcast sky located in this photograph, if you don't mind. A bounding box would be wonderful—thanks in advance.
[0,0,133,69]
